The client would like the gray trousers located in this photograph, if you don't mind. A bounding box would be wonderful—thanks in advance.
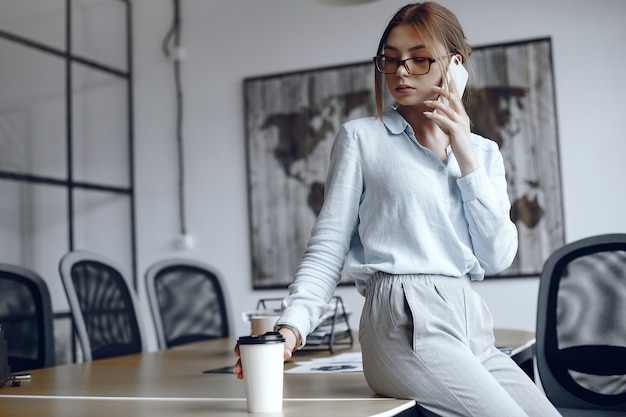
[359,272,562,417]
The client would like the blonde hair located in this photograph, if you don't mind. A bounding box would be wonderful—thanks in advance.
[374,2,472,117]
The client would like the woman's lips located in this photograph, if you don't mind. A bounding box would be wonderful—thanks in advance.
[395,85,414,94]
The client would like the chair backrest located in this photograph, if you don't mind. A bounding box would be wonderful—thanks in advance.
[0,264,55,371]
[145,258,230,349]
[536,233,626,412]
[59,251,145,362]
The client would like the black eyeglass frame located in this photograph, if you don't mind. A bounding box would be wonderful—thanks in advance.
[373,55,449,75]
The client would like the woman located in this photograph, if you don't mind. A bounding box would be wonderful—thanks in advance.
[236,3,561,416]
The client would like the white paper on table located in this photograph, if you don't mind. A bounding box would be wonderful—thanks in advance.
[286,352,363,374]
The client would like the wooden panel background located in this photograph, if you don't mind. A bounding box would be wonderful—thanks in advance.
[467,38,564,276]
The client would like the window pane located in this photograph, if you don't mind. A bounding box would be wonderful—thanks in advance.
[0,180,69,311]
[71,62,129,187]
[72,0,128,72]
[0,0,65,51]
[0,38,67,180]
[73,188,133,281]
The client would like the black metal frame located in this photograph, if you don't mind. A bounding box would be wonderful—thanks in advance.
[0,0,136,288]
[255,296,354,354]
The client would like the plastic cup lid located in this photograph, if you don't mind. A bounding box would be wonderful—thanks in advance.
[238,331,285,345]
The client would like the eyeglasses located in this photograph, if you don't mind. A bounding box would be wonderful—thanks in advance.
[373,55,439,75]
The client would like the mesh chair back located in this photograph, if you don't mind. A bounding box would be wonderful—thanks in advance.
[60,252,144,361]
[0,264,55,371]
[536,233,626,413]
[145,259,230,349]
[1,324,11,385]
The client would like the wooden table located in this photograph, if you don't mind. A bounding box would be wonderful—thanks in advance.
[0,330,535,416]
[0,337,415,417]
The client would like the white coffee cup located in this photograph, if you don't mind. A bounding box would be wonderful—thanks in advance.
[238,332,285,413]
[250,315,280,336]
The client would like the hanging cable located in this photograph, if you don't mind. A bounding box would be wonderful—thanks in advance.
[162,0,187,237]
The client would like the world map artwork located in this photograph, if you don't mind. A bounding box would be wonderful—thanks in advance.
[262,90,372,217]
[245,38,564,288]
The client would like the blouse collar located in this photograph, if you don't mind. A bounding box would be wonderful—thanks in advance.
[382,107,412,135]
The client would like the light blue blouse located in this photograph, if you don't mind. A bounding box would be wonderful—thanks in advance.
[278,108,518,345]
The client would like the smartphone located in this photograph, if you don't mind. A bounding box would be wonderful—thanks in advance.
[438,56,468,106]
[447,56,468,97]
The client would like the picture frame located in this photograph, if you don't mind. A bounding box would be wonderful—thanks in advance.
[244,37,563,288]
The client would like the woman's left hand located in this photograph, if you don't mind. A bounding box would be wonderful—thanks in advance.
[233,327,298,380]
[423,82,478,175]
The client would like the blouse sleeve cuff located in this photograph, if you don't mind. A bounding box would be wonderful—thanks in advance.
[456,165,490,202]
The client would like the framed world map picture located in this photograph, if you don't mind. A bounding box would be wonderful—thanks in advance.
[244,37,564,289]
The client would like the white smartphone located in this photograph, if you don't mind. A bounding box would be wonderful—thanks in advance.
[438,56,468,107]
[446,56,468,97]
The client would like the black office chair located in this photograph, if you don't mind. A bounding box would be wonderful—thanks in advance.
[0,264,55,372]
[536,233,626,416]
[145,258,230,349]
[59,251,145,362]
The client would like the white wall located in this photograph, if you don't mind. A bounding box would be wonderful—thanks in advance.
[127,0,626,349]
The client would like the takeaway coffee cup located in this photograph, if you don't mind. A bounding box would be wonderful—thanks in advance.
[250,315,280,336]
[237,332,285,413]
